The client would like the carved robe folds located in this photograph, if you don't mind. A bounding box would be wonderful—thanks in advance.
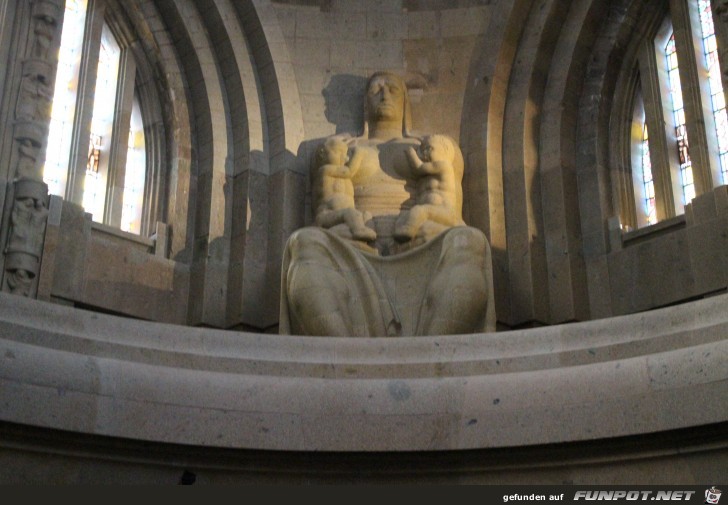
[280,226,495,337]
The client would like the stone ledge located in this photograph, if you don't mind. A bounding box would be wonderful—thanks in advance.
[1,420,726,483]
[0,292,726,452]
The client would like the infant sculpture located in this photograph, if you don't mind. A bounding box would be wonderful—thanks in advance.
[280,71,496,336]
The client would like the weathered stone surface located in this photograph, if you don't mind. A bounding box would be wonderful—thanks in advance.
[0,290,726,453]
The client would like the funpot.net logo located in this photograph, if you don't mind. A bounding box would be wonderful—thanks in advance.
[573,491,696,501]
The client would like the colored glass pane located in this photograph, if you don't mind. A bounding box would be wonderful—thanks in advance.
[666,33,695,205]
[698,0,728,184]
[44,0,88,197]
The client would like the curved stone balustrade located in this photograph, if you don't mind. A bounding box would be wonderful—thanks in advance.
[0,292,726,452]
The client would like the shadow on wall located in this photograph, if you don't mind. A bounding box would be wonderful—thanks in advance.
[322,74,367,135]
[295,74,369,226]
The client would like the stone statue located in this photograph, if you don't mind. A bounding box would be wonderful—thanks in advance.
[394,134,465,242]
[280,71,496,337]
[312,137,376,241]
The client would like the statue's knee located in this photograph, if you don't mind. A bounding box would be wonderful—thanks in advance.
[288,228,329,258]
[443,227,486,254]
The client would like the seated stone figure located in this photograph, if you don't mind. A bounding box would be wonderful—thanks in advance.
[394,134,465,242]
[280,71,496,337]
[312,137,376,242]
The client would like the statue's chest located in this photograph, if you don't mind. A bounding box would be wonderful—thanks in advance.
[351,141,416,183]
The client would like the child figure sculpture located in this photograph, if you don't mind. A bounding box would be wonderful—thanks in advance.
[394,134,464,242]
[312,137,376,241]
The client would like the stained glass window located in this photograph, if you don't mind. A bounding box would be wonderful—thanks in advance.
[39,0,154,236]
[81,24,121,222]
[642,124,657,225]
[628,3,728,230]
[121,96,146,234]
[697,0,728,184]
[666,34,696,205]
[44,0,88,197]
[82,133,102,220]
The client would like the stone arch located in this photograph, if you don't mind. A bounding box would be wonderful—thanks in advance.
[132,0,305,329]
[607,1,669,231]
[123,0,195,263]
[460,0,531,326]
[499,0,570,327]
[575,0,649,318]
[228,0,307,329]
[461,0,673,326]
[535,0,610,325]
[230,0,305,174]
[103,0,171,237]
[462,0,599,327]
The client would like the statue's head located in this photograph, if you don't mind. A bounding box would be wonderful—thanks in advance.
[317,136,349,165]
[362,71,413,137]
[420,134,454,162]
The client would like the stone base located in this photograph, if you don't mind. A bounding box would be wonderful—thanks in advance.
[0,291,726,482]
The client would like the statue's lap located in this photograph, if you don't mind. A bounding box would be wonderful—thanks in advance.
[282,226,494,337]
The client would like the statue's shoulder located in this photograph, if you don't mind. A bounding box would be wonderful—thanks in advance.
[422,133,460,149]
[407,133,461,151]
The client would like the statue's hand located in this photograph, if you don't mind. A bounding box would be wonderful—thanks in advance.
[405,146,422,169]
[346,146,366,173]
[326,137,348,153]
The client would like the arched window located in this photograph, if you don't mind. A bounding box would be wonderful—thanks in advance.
[697,0,728,183]
[627,0,728,229]
[44,0,153,236]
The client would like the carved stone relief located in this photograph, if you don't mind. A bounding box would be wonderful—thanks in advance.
[2,0,63,298]
[16,59,54,126]
[3,179,49,296]
[31,1,60,61]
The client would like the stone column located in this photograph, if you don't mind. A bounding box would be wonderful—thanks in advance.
[1,0,64,297]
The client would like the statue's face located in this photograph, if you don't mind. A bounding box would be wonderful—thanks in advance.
[366,75,405,124]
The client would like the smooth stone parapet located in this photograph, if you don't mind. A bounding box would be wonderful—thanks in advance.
[0,292,726,452]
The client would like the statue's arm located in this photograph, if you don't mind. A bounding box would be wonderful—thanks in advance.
[319,163,354,179]
[406,146,424,172]
[347,146,365,175]
[407,148,453,178]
